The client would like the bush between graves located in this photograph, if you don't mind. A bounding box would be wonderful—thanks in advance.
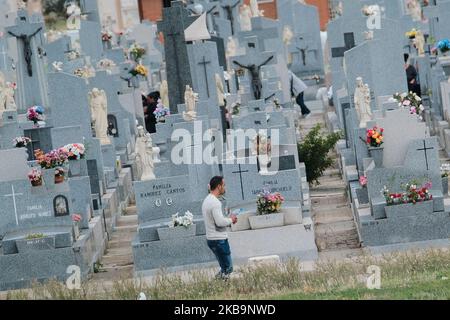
[298,124,341,186]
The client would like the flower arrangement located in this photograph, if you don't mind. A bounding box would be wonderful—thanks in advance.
[13,137,31,148]
[432,39,450,54]
[26,233,45,240]
[97,58,116,70]
[63,143,86,160]
[66,50,80,61]
[101,30,113,42]
[27,106,44,124]
[129,44,146,61]
[153,99,170,123]
[72,214,82,223]
[74,66,95,78]
[359,176,368,188]
[362,5,379,16]
[28,168,43,186]
[405,28,418,39]
[382,181,433,206]
[130,64,149,77]
[366,126,384,148]
[34,148,69,169]
[441,163,450,178]
[256,190,285,215]
[393,92,424,119]
[169,211,194,228]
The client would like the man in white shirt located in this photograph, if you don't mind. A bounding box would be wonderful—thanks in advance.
[202,176,238,279]
[289,70,311,118]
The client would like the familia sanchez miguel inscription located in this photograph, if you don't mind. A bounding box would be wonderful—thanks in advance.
[251,180,293,196]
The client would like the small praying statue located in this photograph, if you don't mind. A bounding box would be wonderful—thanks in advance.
[0,72,17,113]
[89,88,110,145]
[282,26,294,46]
[226,36,237,58]
[354,77,372,128]
[240,4,252,32]
[250,0,263,17]
[407,0,422,22]
[215,73,225,107]
[135,126,155,181]
[183,85,198,121]
[160,80,170,109]
[414,30,425,57]
[66,1,82,30]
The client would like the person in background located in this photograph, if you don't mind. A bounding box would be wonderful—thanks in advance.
[289,70,311,118]
[404,53,421,97]
[202,176,238,280]
[144,91,160,134]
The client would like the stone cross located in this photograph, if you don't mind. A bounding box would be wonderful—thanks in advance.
[331,32,355,58]
[198,55,212,97]
[3,185,23,226]
[416,139,435,171]
[5,9,48,111]
[157,1,196,113]
[231,164,250,200]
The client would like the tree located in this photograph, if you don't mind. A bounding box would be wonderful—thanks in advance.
[298,124,342,186]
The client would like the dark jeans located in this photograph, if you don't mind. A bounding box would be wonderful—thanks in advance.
[207,239,233,275]
[296,92,311,116]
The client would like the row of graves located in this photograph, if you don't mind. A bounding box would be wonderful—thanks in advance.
[325,0,450,248]
[130,1,320,276]
[0,0,163,290]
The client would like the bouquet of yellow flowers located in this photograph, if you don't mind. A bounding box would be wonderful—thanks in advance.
[405,28,418,39]
[130,64,149,77]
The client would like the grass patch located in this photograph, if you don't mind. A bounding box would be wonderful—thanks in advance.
[3,249,450,300]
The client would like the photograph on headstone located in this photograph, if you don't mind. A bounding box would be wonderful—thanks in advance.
[0,0,449,305]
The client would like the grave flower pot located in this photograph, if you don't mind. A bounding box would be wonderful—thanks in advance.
[16,237,55,253]
[384,200,434,219]
[249,213,285,230]
[442,176,449,196]
[31,180,43,187]
[369,147,383,167]
[55,174,65,184]
[68,160,81,177]
[157,224,196,241]
[43,169,56,187]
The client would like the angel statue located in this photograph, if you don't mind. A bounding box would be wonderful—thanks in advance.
[89,88,110,145]
[135,126,155,181]
[183,85,199,121]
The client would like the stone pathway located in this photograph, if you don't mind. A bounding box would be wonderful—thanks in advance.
[89,204,138,282]
[297,99,362,259]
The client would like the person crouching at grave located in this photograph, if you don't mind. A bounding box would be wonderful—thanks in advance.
[144,91,160,134]
[289,70,311,118]
[404,53,421,97]
[202,176,238,280]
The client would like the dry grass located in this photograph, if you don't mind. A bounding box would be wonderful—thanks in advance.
[3,249,450,300]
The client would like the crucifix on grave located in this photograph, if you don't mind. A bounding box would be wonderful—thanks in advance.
[5,9,48,111]
[3,185,23,226]
[232,40,276,101]
[157,1,196,113]
[219,0,242,35]
[291,36,318,67]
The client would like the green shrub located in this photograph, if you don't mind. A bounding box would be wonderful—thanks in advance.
[298,124,341,185]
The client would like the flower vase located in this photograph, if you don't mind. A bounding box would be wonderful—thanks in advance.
[68,160,81,177]
[55,174,65,184]
[131,76,140,88]
[369,147,384,168]
[102,40,112,50]
[31,179,43,187]
[43,169,56,187]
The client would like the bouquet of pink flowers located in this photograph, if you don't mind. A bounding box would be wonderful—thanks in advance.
[256,190,285,215]
[63,143,86,160]
[393,92,424,119]
[28,168,43,186]
[72,214,82,222]
[153,99,170,122]
[34,148,69,169]
[27,106,44,124]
